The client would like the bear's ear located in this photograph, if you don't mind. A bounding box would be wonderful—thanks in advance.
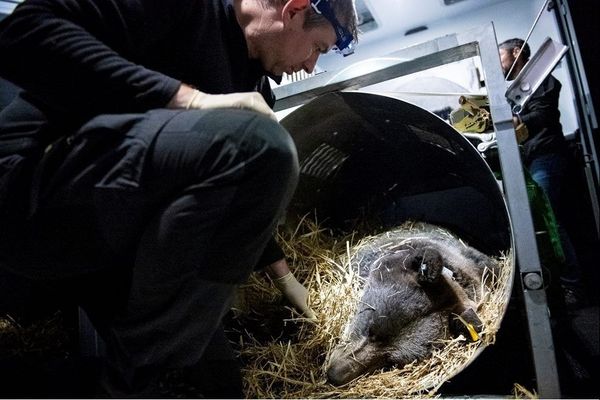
[416,247,445,284]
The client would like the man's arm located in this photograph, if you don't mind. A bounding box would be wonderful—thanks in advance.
[266,258,317,320]
[255,238,317,319]
[0,0,184,118]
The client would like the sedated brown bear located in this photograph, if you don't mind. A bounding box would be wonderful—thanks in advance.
[326,222,501,386]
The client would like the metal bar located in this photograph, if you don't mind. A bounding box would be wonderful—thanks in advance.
[504,0,550,81]
[476,23,561,398]
[558,0,598,131]
[554,0,600,238]
[273,37,477,111]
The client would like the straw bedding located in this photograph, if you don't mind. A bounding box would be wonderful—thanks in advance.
[0,312,70,358]
[230,218,515,398]
[0,219,522,398]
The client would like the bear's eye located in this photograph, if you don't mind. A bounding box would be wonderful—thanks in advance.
[367,330,379,341]
[368,326,392,342]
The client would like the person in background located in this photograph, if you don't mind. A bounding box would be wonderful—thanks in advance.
[0,0,357,396]
[499,38,586,309]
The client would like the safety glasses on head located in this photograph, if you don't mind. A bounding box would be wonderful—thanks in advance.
[310,0,355,56]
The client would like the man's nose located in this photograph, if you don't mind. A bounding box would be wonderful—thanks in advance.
[302,52,319,74]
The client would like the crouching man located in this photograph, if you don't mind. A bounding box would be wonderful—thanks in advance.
[0,0,358,396]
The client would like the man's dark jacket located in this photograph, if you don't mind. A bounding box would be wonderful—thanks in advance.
[0,0,284,276]
[519,74,566,164]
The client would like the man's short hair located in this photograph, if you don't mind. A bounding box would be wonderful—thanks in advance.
[499,38,531,61]
[264,0,359,46]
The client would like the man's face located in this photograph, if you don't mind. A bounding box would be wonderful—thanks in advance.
[499,47,518,78]
[259,6,338,77]
[499,48,513,77]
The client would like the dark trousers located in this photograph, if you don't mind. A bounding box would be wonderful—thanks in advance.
[528,153,581,284]
[1,108,298,396]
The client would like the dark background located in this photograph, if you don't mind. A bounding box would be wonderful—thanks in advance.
[569,1,600,124]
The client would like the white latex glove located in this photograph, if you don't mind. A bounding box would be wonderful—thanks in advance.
[186,89,277,121]
[273,272,317,320]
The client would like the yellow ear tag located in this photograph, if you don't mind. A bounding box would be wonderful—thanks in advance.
[455,313,480,342]
[466,323,480,342]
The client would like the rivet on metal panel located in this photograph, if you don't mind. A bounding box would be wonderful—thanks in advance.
[523,272,543,290]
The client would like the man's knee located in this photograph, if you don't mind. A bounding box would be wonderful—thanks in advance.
[248,115,298,183]
[149,110,298,189]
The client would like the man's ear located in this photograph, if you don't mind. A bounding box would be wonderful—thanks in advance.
[282,0,310,24]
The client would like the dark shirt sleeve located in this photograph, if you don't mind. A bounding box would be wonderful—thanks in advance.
[254,236,285,271]
[519,77,561,139]
[0,0,184,121]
